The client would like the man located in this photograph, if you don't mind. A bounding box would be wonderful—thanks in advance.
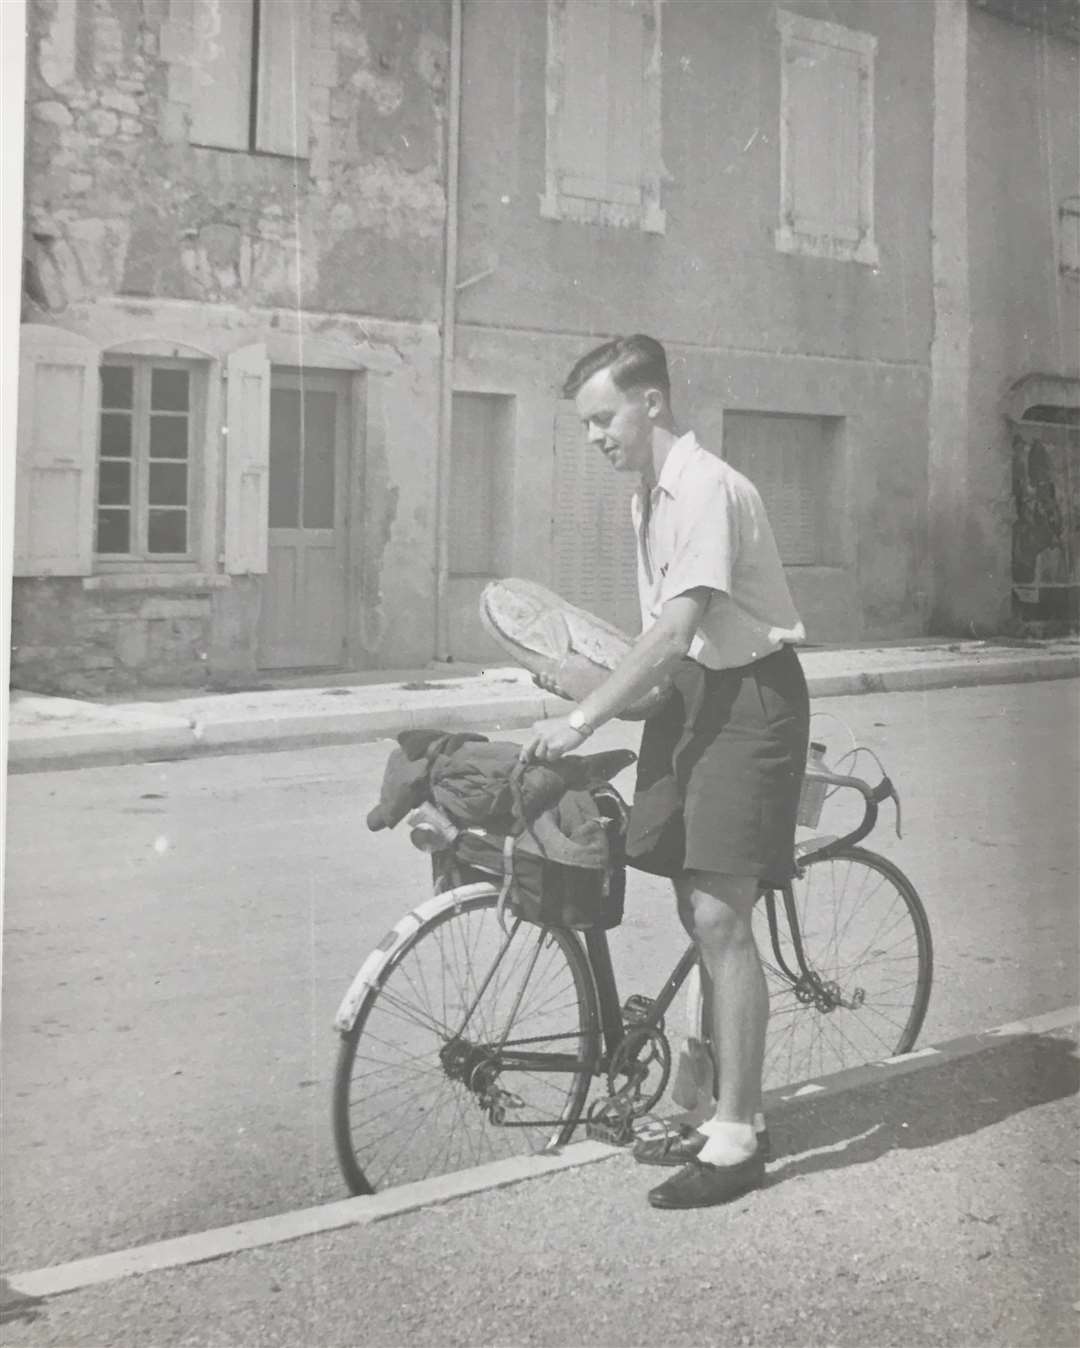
[519,334,809,1210]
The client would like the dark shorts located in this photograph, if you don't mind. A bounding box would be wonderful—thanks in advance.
[625,645,810,888]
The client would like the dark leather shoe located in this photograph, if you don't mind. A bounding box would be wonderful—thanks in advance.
[633,1123,772,1167]
[647,1152,766,1209]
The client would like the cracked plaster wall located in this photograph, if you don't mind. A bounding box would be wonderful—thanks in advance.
[24,0,449,316]
[17,0,450,690]
[454,0,936,641]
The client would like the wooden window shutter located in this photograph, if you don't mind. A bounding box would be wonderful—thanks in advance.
[190,0,254,151]
[551,403,639,633]
[605,0,647,206]
[14,324,100,577]
[224,343,271,574]
[786,38,862,242]
[559,1,611,201]
[256,0,309,157]
[559,0,644,206]
[723,412,827,566]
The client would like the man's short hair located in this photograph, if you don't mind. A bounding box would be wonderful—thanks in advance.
[562,334,670,400]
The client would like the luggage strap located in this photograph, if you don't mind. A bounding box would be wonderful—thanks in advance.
[496,833,517,932]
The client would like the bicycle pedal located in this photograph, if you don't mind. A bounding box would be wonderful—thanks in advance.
[585,1097,636,1147]
[621,994,663,1030]
[586,1115,636,1146]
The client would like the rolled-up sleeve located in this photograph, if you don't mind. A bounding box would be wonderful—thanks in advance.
[659,480,739,604]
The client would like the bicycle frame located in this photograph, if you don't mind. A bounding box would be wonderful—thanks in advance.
[422,764,902,1124]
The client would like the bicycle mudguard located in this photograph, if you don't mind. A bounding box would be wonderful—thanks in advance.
[333,883,496,1033]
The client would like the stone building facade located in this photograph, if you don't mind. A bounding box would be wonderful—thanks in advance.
[11,0,1079,696]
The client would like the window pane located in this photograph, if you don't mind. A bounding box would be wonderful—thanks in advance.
[190,0,254,151]
[100,412,132,457]
[148,509,188,554]
[100,365,133,409]
[302,390,337,528]
[151,368,189,412]
[97,509,130,554]
[150,414,189,458]
[268,387,301,528]
[149,462,188,506]
[98,460,131,506]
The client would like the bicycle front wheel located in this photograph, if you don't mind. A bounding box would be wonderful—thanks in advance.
[753,846,933,1091]
[333,883,601,1195]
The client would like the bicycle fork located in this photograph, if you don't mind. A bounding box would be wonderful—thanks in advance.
[763,885,865,1014]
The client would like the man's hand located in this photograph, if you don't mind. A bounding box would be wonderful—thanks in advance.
[531,670,565,695]
[518,717,588,763]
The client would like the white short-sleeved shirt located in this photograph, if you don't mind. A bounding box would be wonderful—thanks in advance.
[631,431,806,669]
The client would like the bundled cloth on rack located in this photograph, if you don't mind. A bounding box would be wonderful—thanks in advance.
[366,729,624,831]
[367,729,635,929]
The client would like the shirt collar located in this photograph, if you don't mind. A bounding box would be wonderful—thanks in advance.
[653,431,699,499]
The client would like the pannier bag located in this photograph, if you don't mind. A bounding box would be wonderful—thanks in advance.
[451,788,626,931]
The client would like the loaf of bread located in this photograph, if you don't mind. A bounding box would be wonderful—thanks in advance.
[479,577,670,721]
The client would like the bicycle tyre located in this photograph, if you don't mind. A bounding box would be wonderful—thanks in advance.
[333,883,602,1195]
[699,847,932,1093]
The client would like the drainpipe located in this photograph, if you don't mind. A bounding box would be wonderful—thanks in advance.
[434,0,463,661]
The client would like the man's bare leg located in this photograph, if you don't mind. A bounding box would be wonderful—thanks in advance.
[676,870,766,1164]
[685,937,765,1128]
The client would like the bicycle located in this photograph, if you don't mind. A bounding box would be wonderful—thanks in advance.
[332,748,932,1196]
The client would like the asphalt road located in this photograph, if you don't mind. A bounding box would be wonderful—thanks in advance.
[2,680,1078,1276]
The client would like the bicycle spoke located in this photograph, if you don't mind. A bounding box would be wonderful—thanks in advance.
[335,892,596,1193]
[750,851,929,1092]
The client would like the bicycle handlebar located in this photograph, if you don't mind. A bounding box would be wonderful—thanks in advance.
[802,765,902,853]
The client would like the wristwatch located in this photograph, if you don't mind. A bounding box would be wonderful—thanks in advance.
[568,708,594,738]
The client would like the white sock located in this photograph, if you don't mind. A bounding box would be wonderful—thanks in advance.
[691,1107,766,1135]
[696,1119,758,1166]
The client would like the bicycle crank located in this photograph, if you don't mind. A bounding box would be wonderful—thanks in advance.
[606,1026,672,1117]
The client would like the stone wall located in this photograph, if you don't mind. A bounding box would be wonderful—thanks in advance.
[15,0,449,694]
[13,577,213,696]
[23,0,448,321]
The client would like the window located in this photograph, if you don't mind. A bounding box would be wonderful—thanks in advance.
[449,393,515,577]
[775,9,878,266]
[96,359,199,559]
[541,0,665,232]
[723,412,846,568]
[550,401,640,632]
[190,0,309,157]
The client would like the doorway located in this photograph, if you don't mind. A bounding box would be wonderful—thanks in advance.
[258,368,350,670]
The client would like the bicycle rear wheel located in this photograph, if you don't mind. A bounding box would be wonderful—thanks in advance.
[333,883,601,1194]
[753,846,933,1091]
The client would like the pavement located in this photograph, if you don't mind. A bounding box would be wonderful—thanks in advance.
[3,1007,1077,1347]
[5,636,1079,773]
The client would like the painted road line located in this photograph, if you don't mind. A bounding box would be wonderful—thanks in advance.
[8,1004,1078,1302]
[7,1141,623,1301]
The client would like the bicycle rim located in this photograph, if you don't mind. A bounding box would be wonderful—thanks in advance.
[333,886,600,1194]
[755,847,933,1090]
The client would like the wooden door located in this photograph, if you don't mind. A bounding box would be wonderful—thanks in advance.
[258,369,349,669]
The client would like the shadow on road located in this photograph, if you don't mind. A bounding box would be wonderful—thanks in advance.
[766,1032,1079,1186]
[0,1276,44,1328]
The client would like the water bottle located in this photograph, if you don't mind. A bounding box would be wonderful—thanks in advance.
[797,741,829,828]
